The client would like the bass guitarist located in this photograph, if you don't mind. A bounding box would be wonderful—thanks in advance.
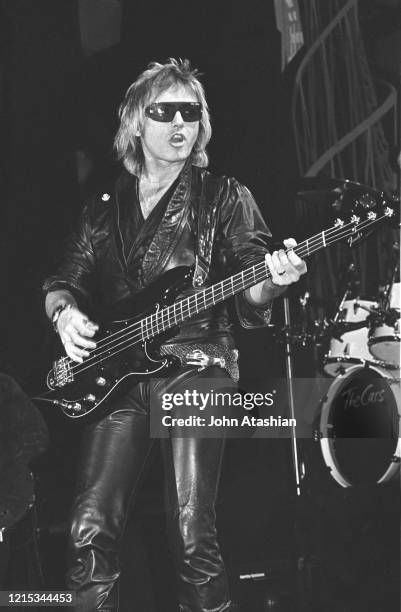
[43,58,306,612]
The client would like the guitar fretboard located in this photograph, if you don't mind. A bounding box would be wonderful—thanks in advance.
[139,235,329,340]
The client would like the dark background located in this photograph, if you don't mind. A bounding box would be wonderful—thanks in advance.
[0,1,400,610]
[0,0,297,391]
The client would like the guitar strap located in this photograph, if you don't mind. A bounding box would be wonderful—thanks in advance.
[192,172,225,288]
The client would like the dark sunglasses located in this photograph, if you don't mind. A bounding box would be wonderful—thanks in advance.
[144,102,202,123]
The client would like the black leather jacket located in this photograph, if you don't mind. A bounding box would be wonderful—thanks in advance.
[43,163,272,344]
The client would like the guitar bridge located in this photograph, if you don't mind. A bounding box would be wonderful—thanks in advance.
[48,356,74,388]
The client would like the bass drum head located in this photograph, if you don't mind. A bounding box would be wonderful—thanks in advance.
[320,365,400,487]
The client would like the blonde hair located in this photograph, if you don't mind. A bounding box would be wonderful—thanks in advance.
[114,58,211,175]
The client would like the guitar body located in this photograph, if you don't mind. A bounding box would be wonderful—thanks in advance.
[44,266,193,421]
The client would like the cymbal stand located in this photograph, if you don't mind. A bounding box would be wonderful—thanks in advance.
[332,289,348,324]
[383,258,399,310]
[283,296,302,496]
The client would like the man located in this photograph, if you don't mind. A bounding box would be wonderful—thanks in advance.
[44,59,306,612]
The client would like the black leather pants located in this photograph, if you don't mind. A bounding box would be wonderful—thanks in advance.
[66,367,232,612]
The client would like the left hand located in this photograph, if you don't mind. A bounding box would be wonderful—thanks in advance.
[265,238,307,287]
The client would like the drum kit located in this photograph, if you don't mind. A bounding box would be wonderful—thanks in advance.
[323,277,400,375]
[279,179,400,489]
[318,271,400,488]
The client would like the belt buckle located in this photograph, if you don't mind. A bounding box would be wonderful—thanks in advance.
[185,349,226,371]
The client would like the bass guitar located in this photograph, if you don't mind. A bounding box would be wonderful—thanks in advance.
[35,194,396,421]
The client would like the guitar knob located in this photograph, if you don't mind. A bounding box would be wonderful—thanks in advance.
[85,394,97,403]
[96,377,107,386]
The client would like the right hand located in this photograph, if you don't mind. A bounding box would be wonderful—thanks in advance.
[57,307,98,363]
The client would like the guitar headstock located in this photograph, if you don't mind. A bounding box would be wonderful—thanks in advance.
[330,186,398,246]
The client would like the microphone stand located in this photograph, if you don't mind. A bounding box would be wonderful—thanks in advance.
[283,296,302,496]
[282,295,319,611]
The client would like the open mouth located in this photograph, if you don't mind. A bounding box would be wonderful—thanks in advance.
[170,133,185,144]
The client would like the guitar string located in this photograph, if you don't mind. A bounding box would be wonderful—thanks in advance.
[88,214,387,355]
[64,216,373,359]
[62,215,387,380]
[136,215,391,340]
[59,215,385,378]
[55,215,385,381]
[56,226,346,372]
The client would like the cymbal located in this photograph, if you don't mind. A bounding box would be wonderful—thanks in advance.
[296,177,387,202]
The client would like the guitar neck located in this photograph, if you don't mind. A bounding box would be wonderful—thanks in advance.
[140,200,395,342]
[141,234,329,341]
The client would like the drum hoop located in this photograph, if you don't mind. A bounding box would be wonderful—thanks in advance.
[368,335,400,345]
[319,364,401,487]
[323,356,380,378]
[323,356,365,366]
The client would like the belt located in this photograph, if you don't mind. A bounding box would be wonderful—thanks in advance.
[160,343,239,382]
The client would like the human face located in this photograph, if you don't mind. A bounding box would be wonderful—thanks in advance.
[139,84,200,171]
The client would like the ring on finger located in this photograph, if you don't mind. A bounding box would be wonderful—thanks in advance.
[277,270,286,276]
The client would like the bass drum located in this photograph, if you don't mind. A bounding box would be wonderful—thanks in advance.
[319,365,400,487]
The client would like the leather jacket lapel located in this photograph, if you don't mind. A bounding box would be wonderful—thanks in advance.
[142,160,193,284]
